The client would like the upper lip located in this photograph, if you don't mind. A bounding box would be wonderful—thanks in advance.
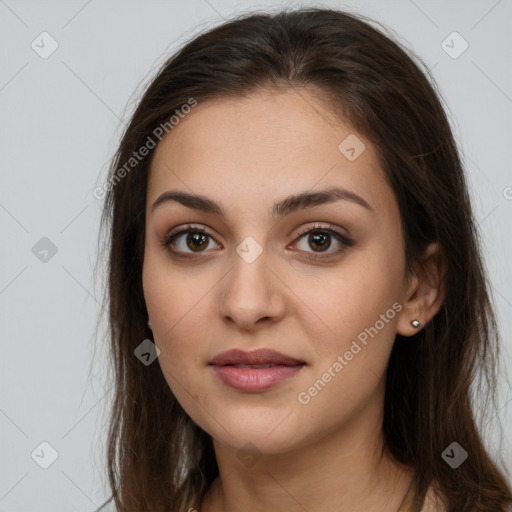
[209,349,305,366]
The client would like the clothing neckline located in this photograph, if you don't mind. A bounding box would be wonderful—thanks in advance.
[397,478,415,512]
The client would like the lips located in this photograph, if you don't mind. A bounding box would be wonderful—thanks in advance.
[209,348,306,392]
[209,348,305,367]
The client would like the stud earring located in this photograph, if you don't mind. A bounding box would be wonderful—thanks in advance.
[147,319,152,330]
[411,319,421,329]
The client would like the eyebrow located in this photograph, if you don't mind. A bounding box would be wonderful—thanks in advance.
[151,186,373,219]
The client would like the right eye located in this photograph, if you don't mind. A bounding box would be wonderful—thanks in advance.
[162,224,222,257]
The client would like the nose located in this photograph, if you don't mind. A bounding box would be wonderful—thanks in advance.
[217,247,286,331]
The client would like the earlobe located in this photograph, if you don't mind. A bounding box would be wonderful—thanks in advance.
[396,242,447,337]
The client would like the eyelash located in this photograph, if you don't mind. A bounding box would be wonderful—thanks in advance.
[161,223,354,261]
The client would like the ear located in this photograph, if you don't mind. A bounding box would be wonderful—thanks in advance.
[396,242,447,337]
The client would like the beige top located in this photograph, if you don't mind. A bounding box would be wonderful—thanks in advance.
[398,483,445,512]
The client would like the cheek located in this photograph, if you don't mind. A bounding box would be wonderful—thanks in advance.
[142,250,219,395]
[294,286,401,433]
[142,244,217,337]
[142,266,211,416]
[291,252,404,359]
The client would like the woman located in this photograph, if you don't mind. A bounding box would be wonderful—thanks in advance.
[95,7,512,512]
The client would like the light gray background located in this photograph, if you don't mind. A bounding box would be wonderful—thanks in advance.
[1,1,511,510]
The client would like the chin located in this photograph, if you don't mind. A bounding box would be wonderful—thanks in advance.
[203,415,307,455]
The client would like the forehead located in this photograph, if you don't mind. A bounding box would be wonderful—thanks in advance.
[148,89,394,218]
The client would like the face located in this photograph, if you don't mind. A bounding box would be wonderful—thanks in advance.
[142,88,410,455]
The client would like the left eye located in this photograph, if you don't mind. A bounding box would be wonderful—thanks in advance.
[291,224,354,259]
[162,223,354,259]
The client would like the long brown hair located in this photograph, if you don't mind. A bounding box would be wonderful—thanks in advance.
[94,7,512,511]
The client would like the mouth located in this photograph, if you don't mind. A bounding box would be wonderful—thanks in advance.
[209,348,305,367]
[209,349,306,392]
[219,363,304,369]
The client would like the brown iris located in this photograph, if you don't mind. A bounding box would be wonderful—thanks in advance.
[186,231,209,252]
[308,231,331,252]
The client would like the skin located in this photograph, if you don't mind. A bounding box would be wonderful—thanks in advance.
[142,88,445,512]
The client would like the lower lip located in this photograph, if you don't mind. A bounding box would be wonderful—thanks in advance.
[210,364,305,392]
